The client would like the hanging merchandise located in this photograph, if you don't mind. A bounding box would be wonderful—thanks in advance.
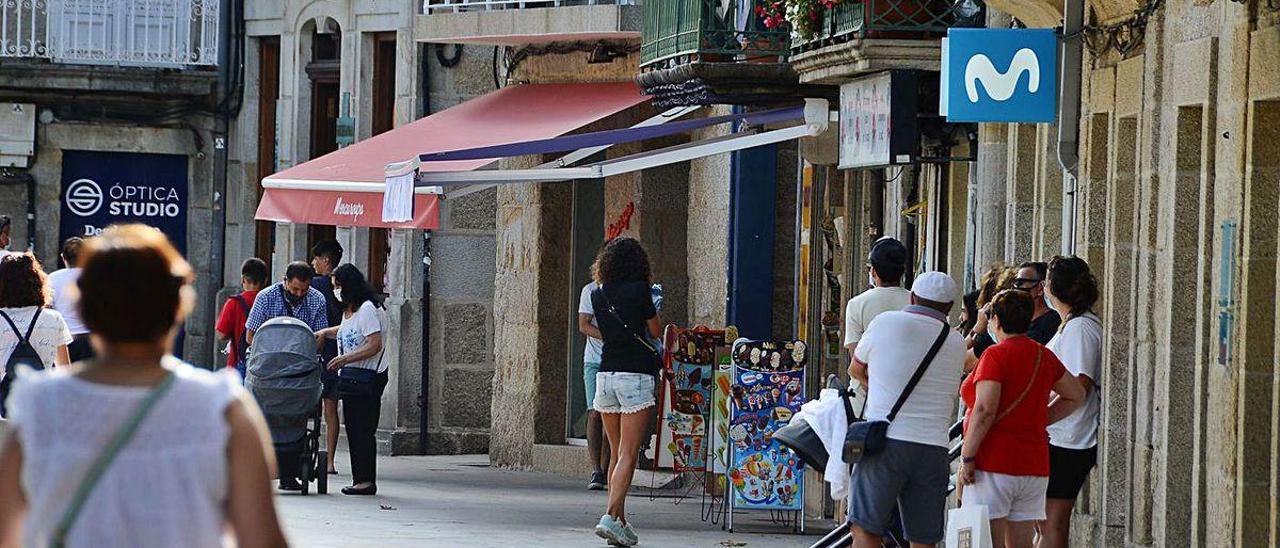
[727,339,808,526]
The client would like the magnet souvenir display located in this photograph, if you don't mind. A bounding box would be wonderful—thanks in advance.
[728,339,807,512]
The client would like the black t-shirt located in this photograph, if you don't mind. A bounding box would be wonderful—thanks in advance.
[591,280,659,376]
[974,309,1061,358]
[312,275,342,362]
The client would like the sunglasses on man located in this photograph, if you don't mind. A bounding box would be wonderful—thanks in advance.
[1011,277,1042,290]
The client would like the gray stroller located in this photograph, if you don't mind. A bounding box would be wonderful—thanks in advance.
[245,316,327,495]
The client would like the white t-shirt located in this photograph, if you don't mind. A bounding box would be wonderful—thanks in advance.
[578,282,604,364]
[1046,313,1103,449]
[338,301,386,373]
[47,268,87,335]
[0,306,73,370]
[844,286,911,348]
[854,308,965,448]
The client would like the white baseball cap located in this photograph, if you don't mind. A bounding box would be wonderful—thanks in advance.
[911,271,958,303]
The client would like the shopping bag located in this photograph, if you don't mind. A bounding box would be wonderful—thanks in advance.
[945,504,993,548]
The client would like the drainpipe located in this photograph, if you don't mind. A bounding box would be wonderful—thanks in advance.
[418,44,433,456]
[1057,0,1084,255]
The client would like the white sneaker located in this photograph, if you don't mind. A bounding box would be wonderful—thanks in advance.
[620,520,639,546]
[595,514,630,546]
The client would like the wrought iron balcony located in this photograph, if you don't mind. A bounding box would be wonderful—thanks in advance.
[417,0,641,45]
[423,0,635,14]
[637,0,811,107]
[0,0,219,67]
[793,0,969,50]
[639,0,788,68]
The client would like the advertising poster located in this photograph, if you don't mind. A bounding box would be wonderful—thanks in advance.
[658,328,726,472]
[710,354,732,474]
[59,150,189,254]
[729,340,807,511]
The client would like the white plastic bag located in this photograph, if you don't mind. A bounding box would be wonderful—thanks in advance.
[945,504,993,548]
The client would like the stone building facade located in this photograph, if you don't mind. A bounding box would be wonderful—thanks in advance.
[962,2,1280,546]
[0,3,222,363]
[224,0,498,454]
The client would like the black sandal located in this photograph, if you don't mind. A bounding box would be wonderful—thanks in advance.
[341,483,377,496]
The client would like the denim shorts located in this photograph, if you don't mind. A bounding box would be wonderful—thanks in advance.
[593,371,656,414]
[584,362,601,411]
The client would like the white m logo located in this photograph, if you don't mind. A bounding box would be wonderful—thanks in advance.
[964,48,1040,103]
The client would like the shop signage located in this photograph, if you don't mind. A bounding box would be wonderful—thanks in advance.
[59,150,188,254]
[838,71,919,169]
[941,28,1059,123]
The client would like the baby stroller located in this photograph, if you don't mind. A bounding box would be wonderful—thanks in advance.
[245,316,327,495]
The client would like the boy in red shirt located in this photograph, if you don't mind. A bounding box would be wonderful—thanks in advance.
[217,258,269,379]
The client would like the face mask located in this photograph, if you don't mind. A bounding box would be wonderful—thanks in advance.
[868,272,876,288]
[987,325,998,342]
[284,291,303,305]
[1043,290,1054,311]
[333,287,343,303]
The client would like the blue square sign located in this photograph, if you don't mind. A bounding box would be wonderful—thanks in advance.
[943,28,1059,123]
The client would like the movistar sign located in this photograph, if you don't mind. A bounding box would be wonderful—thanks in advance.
[940,28,1058,123]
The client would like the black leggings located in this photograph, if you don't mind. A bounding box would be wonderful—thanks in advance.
[342,370,389,484]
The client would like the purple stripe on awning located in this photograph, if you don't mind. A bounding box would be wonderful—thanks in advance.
[417,106,805,163]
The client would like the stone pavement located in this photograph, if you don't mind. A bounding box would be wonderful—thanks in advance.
[277,453,835,547]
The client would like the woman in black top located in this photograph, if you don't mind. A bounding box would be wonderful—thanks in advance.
[589,238,662,547]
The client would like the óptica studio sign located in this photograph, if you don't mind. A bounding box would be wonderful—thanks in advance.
[940,28,1059,123]
[59,150,188,254]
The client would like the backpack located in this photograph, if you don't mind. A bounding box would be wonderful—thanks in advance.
[0,307,45,417]
[228,293,250,367]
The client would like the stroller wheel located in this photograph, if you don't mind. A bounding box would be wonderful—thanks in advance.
[299,452,311,495]
[317,450,329,494]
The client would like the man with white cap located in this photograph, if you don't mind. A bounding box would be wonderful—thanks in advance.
[847,271,966,548]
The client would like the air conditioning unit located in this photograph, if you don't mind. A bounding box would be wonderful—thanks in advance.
[0,103,36,168]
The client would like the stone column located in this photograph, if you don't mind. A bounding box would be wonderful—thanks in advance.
[1004,123,1037,263]
[376,227,425,454]
[975,122,1007,270]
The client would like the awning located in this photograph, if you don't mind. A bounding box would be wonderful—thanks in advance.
[254,82,650,229]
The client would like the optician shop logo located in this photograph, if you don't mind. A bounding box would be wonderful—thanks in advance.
[964,48,1039,103]
[65,178,104,217]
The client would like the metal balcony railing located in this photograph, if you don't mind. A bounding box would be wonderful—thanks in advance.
[640,0,789,68]
[795,0,968,49]
[1,0,219,67]
[423,0,635,14]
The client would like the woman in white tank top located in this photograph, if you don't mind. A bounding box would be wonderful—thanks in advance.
[0,225,287,548]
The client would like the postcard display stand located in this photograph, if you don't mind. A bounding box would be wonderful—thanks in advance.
[727,339,808,533]
[655,326,736,524]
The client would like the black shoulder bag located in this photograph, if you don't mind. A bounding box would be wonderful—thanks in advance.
[842,320,950,464]
[593,287,663,372]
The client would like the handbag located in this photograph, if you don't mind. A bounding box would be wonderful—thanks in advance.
[336,365,380,399]
[593,287,663,372]
[842,320,950,465]
[51,371,176,548]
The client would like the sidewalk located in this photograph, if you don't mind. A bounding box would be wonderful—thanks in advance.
[277,452,833,547]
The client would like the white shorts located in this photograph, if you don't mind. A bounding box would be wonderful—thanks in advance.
[961,471,1048,522]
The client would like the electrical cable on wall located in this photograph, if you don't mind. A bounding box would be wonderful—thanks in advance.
[435,43,463,67]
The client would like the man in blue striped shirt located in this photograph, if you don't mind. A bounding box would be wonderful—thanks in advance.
[245,261,329,344]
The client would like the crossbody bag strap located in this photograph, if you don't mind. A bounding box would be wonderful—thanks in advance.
[51,371,176,547]
[993,346,1042,424]
[886,321,950,423]
[22,307,40,342]
[594,287,659,356]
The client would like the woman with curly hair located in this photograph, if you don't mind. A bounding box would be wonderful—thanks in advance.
[589,237,662,547]
[0,253,72,416]
[1039,256,1102,548]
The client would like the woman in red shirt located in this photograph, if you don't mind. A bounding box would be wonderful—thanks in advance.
[957,290,1084,548]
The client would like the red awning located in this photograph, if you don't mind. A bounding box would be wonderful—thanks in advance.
[255,82,650,229]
